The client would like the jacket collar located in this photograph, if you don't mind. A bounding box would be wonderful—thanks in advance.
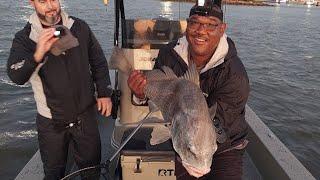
[173,34,229,74]
[28,11,74,43]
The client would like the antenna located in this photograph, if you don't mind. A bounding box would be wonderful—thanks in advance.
[179,0,180,19]
[224,0,227,22]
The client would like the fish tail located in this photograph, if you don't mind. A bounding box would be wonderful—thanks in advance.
[108,46,133,75]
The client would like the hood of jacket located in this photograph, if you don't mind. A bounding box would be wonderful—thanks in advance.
[28,10,74,43]
[173,33,229,74]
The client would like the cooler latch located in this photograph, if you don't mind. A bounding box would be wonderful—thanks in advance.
[134,158,142,173]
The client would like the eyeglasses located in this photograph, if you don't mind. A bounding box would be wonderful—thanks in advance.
[187,18,220,32]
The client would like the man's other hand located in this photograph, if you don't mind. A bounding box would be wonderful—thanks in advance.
[97,97,112,117]
[127,70,147,99]
[34,28,59,62]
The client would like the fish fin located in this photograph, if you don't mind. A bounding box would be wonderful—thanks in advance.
[145,69,170,82]
[161,66,178,78]
[209,102,217,119]
[150,125,171,145]
[182,63,200,86]
[145,117,165,123]
[148,100,159,113]
[108,46,132,75]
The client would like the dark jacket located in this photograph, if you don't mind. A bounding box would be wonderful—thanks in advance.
[154,38,250,153]
[7,17,112,122]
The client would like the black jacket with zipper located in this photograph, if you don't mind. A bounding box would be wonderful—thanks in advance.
[154,38,250,153]
[7,17,112,122]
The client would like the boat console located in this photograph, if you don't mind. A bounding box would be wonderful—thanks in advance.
[108,18,187,180]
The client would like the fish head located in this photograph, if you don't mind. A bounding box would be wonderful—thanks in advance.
[172,110,217,177]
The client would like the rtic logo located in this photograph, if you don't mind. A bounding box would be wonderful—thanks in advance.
[158,169,174,176]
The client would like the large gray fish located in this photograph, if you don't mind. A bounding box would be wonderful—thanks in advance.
[109,47,217,178]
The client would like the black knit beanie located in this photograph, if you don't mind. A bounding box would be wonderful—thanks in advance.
[189,0,223,21]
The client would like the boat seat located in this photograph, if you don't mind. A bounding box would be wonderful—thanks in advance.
[109,48,163,125]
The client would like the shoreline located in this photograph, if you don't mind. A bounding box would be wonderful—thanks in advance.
[160,0,274,6]
[161,0,320,7]
[225,0,273,6]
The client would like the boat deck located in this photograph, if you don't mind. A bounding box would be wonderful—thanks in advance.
[15,106,315,180]
[15,117,262,180]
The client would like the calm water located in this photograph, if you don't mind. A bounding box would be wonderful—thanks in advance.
[0,0,319,179]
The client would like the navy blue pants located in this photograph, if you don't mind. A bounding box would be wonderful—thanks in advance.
[176,149,244,180]
[36,108,101,180]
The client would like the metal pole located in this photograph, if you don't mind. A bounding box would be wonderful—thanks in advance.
[109,111,153,161]
[114,0,119,100]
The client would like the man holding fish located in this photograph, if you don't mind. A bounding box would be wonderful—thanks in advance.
[127,0,250,179]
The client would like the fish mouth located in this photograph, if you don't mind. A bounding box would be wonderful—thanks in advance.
[182,161,210,178]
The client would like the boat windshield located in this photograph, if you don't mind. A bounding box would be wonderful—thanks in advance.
[120,0,193,49]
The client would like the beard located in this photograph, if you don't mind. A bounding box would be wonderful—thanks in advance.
[37,9,61,26]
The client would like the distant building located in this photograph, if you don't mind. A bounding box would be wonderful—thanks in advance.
[275,0,287,3]
[305,0,315,5]
[312,0,320,5]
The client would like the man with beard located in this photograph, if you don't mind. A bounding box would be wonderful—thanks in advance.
[128,0,250,179]
[7,0,112,179]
